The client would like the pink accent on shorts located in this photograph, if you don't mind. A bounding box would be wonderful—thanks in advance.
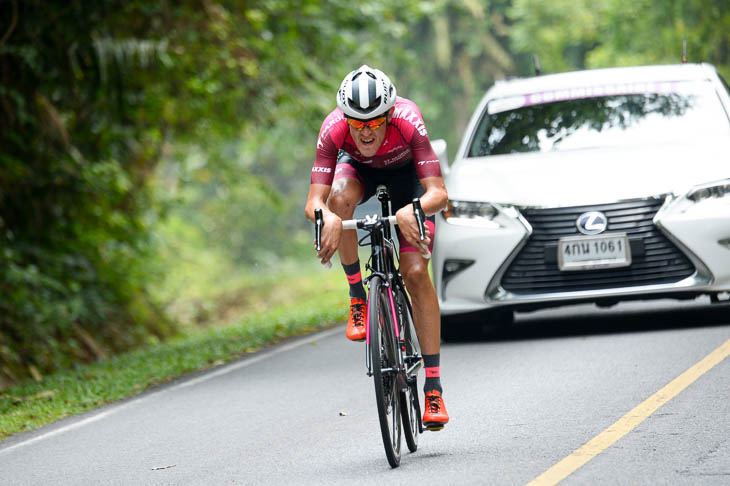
[399,220,435,254]
[332,163,365,202]
[346,272,362,284]
[425,367,440,378]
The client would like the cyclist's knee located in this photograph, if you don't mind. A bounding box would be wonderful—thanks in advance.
[328,182,359,218]
[401,260,429,289]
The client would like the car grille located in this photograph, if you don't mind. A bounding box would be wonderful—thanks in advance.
[500,198,696,294]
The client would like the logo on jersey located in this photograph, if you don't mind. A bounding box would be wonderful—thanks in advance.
[382,151,410,166]
[312,167,332,173]
[417,159,439,166]
[317,114,345,149]
[392,106,428,136]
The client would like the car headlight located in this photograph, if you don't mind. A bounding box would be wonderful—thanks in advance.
[687,179,730,202]
[443,200,500,228]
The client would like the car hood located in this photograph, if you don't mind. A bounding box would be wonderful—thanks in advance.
[445,141,730,207]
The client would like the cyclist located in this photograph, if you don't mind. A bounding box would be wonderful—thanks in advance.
[304,65,449,429]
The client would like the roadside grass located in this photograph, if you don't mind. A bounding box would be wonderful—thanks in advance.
[0,262,348,441]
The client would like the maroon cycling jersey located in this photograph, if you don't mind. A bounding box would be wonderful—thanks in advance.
[311,96,442,185]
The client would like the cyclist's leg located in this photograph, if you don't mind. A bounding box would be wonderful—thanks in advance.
[389,161,440,354]
[328,154,364,266]
[398,253,439,355]
[329,152,378,255]
[400,253,448,429]
[329,153,376,341]
[391,163,449,428]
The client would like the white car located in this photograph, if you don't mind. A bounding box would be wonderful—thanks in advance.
[432,63,730,339]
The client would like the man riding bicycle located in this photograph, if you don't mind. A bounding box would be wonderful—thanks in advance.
[304,65,449,429]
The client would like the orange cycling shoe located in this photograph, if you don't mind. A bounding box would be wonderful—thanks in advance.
[346,297,367,342]
[423,390,449,431]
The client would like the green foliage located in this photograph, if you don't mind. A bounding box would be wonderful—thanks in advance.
[376,0,518,151]
[1,0,726,388]
[509,0,730,79]
[152,0,465,276]
[0,1,177,385]
[0,0,459,385]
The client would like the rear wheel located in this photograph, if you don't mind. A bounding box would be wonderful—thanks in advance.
[394,286,421,453]
[369,277,402,468]
[401,380,421,452]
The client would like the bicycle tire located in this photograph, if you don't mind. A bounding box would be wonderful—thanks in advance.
[401,380,420,452]
[369,276,402,468]
[394,286,421,452]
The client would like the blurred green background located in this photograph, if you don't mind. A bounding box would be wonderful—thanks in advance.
[1,0,728,385]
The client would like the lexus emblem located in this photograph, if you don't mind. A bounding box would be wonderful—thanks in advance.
[576,211,608,235]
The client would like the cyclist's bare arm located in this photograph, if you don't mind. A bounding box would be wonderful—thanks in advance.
[305,183,342,265]
[418,176,448,216]
[395,176,447,256]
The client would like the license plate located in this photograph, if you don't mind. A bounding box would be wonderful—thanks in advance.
[558,233,631,271]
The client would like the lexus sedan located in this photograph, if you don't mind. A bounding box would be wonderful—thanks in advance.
[432,63,730,339]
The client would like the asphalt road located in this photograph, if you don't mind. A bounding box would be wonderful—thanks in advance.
[1,299,729,485]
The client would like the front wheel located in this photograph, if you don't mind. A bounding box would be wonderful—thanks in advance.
[369,276,402,468]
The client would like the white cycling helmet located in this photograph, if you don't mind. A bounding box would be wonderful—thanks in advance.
[336,65,397,119]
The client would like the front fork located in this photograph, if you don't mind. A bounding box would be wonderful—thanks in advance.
[365,275,419,394]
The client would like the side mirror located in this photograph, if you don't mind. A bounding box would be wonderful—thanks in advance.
[431,139,449,177]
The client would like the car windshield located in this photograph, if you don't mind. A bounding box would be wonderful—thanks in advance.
[468,81,730,156]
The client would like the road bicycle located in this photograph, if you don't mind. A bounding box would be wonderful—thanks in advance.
[315,185,426,468]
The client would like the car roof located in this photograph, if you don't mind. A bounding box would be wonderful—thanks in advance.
[486,63,718,99]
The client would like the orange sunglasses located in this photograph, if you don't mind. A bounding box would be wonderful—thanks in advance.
[346,116,387,131]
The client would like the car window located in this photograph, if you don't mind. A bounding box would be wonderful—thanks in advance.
[468,81,730,157]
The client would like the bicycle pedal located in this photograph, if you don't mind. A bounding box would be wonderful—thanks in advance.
[424,423,445,432]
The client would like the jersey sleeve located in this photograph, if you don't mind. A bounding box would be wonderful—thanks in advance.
[410,129,442,179]
[311,110,346,185]
[391,98,443,179]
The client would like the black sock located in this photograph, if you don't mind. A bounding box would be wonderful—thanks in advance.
[423,353,443,394]
[342,261,366,300]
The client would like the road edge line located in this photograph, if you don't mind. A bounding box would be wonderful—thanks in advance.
[0,325,342,455]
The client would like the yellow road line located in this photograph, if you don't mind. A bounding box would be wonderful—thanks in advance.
[526,337,730,486]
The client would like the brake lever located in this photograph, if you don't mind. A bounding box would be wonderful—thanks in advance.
[314,208,323,251]
[412,199,425,241]
[412,198,431,259]
[314,208,332,268]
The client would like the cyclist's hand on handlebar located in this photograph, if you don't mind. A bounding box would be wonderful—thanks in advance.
[395,206,431,257]
[315,210,342,265]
